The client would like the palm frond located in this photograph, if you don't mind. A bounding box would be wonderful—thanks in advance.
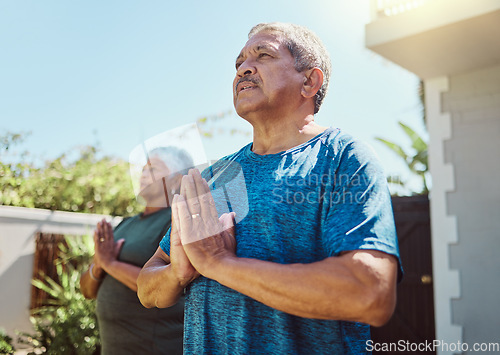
[374,138,408,161]
[399,122,427,152]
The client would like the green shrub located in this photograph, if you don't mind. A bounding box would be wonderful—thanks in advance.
[18,234,100,355]
[0,328,15,355]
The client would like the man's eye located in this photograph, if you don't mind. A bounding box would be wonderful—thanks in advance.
[235,62,241,69]
[258,53,270,58]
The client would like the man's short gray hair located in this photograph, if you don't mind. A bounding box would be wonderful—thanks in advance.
[248,22,331,114]
[148,146,193,176]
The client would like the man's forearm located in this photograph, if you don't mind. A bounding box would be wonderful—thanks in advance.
[137,263,185,308]
[206,250,397,326]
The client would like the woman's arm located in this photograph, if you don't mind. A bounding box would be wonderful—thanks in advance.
[80,219,141,298]
[80,260,105,299]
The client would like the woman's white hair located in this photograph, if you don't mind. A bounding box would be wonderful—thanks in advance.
[147,146,193,176]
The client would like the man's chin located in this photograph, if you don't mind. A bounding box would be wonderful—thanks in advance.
[234,103,261,123]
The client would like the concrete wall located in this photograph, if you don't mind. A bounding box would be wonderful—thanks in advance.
[0,206,121,341]
[443,63,500,349]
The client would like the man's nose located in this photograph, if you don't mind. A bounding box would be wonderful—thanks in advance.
[236,59,256,77]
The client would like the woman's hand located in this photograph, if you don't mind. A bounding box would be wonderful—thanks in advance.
[93,219,125,271]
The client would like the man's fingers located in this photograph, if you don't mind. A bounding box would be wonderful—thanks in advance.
[190,169,220,237]
[175,194,200,245]
[220,212,236,233]
[181,173,201,216]
[171,195,183,247]
[191,170,220,227]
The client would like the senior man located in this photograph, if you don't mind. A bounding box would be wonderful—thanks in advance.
[138,22,401,354]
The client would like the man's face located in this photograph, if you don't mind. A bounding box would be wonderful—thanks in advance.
[233,31,305,120]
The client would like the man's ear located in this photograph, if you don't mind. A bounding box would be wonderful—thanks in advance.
[301,68,323,99]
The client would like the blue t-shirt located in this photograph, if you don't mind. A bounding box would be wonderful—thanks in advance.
[160,127,401,354]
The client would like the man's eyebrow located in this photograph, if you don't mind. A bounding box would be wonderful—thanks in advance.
[235,43,278,63]
[255,44,275,52]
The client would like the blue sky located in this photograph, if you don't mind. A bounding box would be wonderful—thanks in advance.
[0,0,425,190]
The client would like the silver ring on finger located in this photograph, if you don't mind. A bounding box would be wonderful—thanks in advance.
[191,214,201,219]
[99,238,105,243]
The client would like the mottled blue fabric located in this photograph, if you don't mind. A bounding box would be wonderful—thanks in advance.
[160,127,401,354]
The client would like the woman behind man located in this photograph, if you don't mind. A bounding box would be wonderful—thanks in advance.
[80,147,193,355]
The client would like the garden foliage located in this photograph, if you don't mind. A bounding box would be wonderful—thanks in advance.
[0,132,140,216]
[17,234,100,355]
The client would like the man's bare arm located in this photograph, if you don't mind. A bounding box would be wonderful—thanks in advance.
[137,216,200,308]
[201,248,397,326]
[137,247,183,308]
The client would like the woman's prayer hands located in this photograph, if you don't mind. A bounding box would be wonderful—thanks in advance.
[93,219,125,271]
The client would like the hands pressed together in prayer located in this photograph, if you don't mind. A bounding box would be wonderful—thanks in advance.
[169,169,236,286]
[92,219,125,277]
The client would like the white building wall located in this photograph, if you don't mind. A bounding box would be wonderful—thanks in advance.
[426,77,462,355]
[442,63,500,353]
[0,206,121,340]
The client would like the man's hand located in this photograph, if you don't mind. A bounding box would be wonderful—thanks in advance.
[169,216,200,287]
[173,169,236,278]
[93,219,125,270]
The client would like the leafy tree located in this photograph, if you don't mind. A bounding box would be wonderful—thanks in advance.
[0,132,141,216]
[0,131,26,151]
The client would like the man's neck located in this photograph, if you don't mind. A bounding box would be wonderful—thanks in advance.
[250,115,328,155]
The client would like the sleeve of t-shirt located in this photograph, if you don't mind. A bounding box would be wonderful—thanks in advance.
[159,226,172,256]
[322,140,403,280]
